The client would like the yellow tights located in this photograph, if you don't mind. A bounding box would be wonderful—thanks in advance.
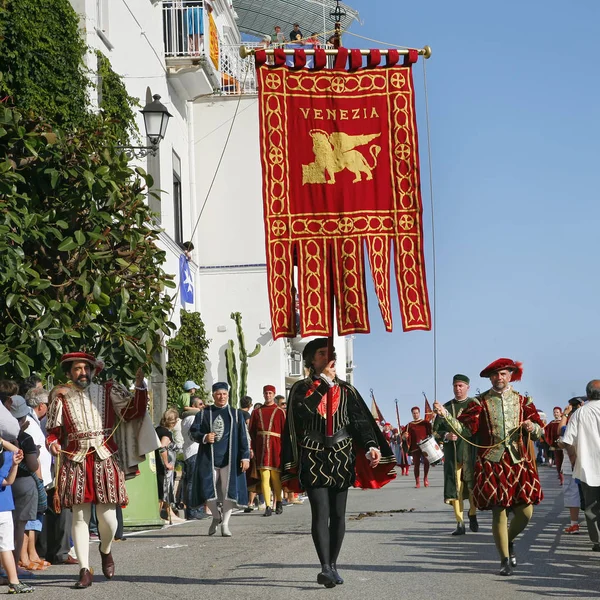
[491,504,534,559]
[260,469,282,506]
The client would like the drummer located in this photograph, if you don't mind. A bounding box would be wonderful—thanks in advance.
[402,407,432,488]
[433,374,479,535]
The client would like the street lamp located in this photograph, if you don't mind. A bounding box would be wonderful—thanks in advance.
[141,94,172,147]
[118,94,173,158]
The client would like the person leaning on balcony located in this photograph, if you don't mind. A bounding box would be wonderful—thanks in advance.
[289,23,303,43]
[187,0,204,55]
[274,25,286,45]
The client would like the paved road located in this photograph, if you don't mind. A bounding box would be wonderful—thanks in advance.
[25,466,600,599]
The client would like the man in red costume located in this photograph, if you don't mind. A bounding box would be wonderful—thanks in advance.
[47,352,157,589]
[249,385,287,516]
[402,407,432,488]
[434,358,544,577]
[544,406,564,485]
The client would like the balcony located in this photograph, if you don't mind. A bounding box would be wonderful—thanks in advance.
[163,1,216,99]
[163,3,336,98]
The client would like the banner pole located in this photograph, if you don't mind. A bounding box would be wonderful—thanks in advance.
[326,271,335,438]
[240,45,432,59]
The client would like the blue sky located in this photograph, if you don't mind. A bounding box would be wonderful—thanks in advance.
[346,0,600,423]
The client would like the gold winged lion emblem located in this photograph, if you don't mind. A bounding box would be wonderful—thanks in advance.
[302,129,382,185]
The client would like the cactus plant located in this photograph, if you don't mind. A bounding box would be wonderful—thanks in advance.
[225,312,261,407]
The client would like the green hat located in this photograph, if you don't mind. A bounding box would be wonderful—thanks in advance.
[453,374,470,385]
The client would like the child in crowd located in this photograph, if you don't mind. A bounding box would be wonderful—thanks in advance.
[0,439,34,593]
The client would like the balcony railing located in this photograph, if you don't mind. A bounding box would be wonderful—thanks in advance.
[163,1,205,58]
[162,2,334,96]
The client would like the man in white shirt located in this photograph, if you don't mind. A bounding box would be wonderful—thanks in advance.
[181,396,204,519]
[562,380,600,551]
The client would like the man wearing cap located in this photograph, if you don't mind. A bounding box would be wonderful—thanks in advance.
[433,374,479,535]
[46,352,157,589]
[433,358,544,576]
[189,382,250,537]
[282,338,396,588]
[544,406,564,484]
[249,385,286,516]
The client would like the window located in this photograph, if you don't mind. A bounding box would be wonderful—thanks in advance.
[172,152,183,245]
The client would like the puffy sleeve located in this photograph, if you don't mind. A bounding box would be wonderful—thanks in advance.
[346,386,379,450]
[110,382,148,421]
[523,396,543,440]
[46,387,66,446]
[446,399,483,437]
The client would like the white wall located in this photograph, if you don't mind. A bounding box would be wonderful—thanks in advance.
[69,0,202,321]
[199,267,286,400]
[193,96,264,265]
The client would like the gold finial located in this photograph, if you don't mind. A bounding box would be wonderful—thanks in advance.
[239,45,255,59]
[422,45,432,59]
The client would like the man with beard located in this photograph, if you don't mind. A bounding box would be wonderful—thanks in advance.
[47,352,157,588]
[434,358,543,577]
[544,406,564,484]
[433,374,479,535]
[402,406,432,488]
[189,382,250,537]
[249,385,286,516]
[282,338,396,588]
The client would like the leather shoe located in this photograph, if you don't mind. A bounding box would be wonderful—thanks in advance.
[263,506,273,517]
[592,543,600,552]
[99,548,115,579]
[317,565,336,588]
[55,555,79,565]
[469,514,479,532]
[330,563,343,585]
[275,501,283,515]
[508,542,517,567]
[451,522,466,536]
[74,568,93,589]
[499,558,513,576]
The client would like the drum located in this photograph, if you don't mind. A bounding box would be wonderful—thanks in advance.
[417,435,444,466]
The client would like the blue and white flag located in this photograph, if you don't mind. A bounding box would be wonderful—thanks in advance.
[179,254,194,305]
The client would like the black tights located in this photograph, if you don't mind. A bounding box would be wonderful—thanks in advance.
[306,487,348,568]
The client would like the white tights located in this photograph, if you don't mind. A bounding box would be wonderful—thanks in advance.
[72,503,118,569]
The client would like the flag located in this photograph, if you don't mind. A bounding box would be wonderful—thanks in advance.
[424,396,434,423]
[370,390,385,424]
[179,254,194,305]
[256,48,430,339]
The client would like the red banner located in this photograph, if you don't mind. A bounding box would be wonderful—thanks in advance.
[258,54,430,339]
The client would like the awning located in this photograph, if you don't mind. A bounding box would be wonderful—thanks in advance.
[232,0,359,40]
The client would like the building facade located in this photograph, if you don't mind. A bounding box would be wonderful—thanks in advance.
[68,0,358,408]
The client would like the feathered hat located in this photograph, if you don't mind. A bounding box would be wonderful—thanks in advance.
[479,358,523,382]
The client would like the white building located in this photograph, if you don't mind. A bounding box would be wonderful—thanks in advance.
[68,0,359,408]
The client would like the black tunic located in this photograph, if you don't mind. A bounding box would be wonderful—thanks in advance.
[283,377,385,489]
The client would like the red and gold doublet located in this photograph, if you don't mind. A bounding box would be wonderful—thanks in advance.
[446,388,544,510]
[249,404,286,471]
[405,419,432,453]
[47,382,148,508]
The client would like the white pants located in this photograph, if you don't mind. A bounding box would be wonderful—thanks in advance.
[206,465,235,526]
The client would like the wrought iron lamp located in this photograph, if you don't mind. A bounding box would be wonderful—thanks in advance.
[118,94,173,158]
[329,0,346,22]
